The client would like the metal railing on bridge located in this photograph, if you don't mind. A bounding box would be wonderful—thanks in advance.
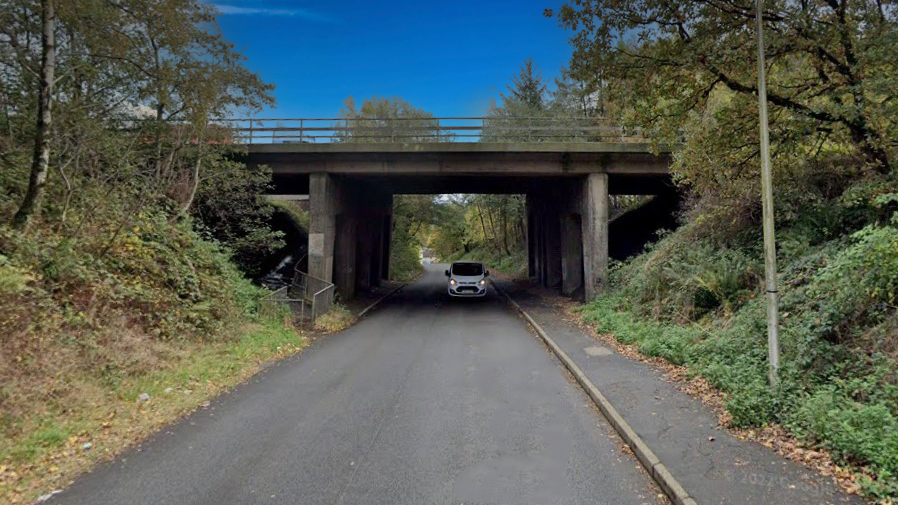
[221,117,647,144]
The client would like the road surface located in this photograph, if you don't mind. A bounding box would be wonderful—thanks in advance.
[50,264,662,505]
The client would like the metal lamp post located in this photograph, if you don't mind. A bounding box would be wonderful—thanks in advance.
[755,0,781,387]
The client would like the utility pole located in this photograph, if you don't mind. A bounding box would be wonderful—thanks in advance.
[756,0,781,387]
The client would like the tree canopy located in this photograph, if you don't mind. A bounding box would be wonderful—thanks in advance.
[335,95,445,143]
[1,0,276,228]
[1,0,281,272]
[547,0,898,173]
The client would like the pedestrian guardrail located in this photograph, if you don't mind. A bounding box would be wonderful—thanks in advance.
[262,261,335,325]
[290,269,335,322]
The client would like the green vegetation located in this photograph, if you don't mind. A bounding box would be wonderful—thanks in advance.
[446,246,528,279]
[313,304,354,333]
[269,199,311,232]
[582,197,898,497]
[335,95,444,142]
[530,3,898,501]
[430,195,528,278]
[0,1,300,501]
[0,189,307,502]
[540,0,898,498]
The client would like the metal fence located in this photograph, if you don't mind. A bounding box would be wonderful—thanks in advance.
[262,264,335,325]
[290,270,336,321]
[220,117,646,144]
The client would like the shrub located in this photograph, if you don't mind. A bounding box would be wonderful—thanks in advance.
[581,178,898,498]
[612,233,760,322]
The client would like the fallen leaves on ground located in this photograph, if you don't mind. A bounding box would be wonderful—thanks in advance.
[512,279,876,502]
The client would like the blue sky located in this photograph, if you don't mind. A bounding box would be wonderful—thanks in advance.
[212,0,576,118]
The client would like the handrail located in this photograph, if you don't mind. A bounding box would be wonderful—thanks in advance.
[220,117,613,121]
[222,117,647,144]
[264,262,335,324]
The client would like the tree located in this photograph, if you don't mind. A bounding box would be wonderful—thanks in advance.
[502,57,548,111]
[191,158,283,278]
[546,0,898,173]
[482,58,552,142]
[9,0,56,229]
[551,68,604,119]
[335,95,445,143]
[1,0,276,228]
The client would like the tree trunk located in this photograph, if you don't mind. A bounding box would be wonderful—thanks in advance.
[476,204,490,248]
[12,0,56,230]
[179,155,203,217]
[500,205,510,255]
[485,205,501,252]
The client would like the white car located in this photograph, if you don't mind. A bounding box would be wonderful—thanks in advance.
[445,261,489,297]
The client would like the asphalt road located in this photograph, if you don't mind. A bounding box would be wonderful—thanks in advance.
[50,264,662,505]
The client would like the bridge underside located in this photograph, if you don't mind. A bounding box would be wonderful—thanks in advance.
[249,143,675,301]
[271,173,671,195]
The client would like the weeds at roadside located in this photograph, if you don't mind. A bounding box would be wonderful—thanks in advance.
[313,304,354,333]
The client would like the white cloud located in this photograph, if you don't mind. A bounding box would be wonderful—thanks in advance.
[213,4,332,21]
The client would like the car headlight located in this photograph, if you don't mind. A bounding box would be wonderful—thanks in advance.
[449,278,457,285]
[479,279,486,285]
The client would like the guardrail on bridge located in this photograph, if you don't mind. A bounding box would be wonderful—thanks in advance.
[222,117,646,144]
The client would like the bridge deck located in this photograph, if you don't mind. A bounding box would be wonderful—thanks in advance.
[247,142,672,176]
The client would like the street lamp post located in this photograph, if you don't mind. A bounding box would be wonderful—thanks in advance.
[755,0,781,387]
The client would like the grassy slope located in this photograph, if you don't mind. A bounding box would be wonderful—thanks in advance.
[579,185,898,500]
[1,321,305,504]
[0,203,308,503]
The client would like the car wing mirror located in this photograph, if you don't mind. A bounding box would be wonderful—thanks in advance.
[444,269,450,277]
[485,270,490,277]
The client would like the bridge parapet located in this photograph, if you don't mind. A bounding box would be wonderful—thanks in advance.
[222,117,649,144]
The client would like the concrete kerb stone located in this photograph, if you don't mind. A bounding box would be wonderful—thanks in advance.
[356,282,408,319]
[490,280,697,505]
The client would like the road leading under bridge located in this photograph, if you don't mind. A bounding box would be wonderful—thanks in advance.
[247,142,675,301]
[48,266,663,505]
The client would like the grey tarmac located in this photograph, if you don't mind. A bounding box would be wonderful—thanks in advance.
[49,264,663,505]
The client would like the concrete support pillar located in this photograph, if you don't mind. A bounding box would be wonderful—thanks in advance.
[369,218,384,287]
[535,203,548,285]
[526,196,537,279]
[356,219,374,291]
[582,173,609,300]
[560,214,584,296]
[527,193,562,290]
[356,192,393,289]
[334,213,357,300]
[543,210,562,289]
[309,174,394,300]
[308,173,336,283]
[380,212,392,281]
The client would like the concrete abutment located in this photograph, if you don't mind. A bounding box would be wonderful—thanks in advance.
[526,173,609,301]
[309,173,393,300]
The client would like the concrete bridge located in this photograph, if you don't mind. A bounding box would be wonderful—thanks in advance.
[247,141,673,301]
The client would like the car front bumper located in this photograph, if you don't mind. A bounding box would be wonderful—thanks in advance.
[448,284,487,297]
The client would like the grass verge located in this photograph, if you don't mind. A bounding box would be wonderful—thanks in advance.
[313,304,355,333]
[579,295,896,502]
[0,316,307,504]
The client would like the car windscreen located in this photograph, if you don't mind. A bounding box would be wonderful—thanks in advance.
[452,263,483,276]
